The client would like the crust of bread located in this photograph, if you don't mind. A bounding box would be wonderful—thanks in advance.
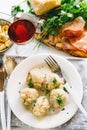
[34,33,87,58]
[45,42,87,57]
[67,50,87,57]
[44,42,87,57]
[29,0,61,15]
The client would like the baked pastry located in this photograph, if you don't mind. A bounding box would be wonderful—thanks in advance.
[29,0,61,15]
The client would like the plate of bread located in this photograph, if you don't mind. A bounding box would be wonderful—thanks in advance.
[25,0,87,58]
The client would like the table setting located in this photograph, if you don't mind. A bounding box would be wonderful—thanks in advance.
[0,0,87,130]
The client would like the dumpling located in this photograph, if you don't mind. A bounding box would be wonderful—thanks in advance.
[20,88,38,106]
[50,89,68,109]
[26,64,64,90]
[32,96,50,117]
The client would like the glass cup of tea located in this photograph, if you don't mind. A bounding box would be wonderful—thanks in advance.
[7,13,41,55]
[8,14,36,45]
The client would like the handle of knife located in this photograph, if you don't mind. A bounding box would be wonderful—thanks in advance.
[0,91,7,130]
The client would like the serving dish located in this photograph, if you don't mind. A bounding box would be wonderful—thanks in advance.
[7,54,83,129]
[0,12,13,53]
[8,0,87,59]
[10,0,87,58]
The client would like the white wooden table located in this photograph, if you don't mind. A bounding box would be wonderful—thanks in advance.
[0,1,87,130]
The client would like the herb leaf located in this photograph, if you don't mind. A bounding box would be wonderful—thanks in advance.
[41,0,87,38]
[28,78,34,88]
[11,5,24,16]
[52,77,57,84]
[56,94,63,105]
[11,0,35,17]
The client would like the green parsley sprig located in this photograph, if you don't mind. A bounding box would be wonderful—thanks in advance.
[11,0,35,17]
[41,0,87,36]
[11,5,24,16]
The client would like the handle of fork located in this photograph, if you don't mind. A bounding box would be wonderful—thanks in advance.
[64,83,87,119]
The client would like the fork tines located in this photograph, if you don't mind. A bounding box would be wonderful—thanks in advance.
[44,55,64,78]
[44,55,59,72]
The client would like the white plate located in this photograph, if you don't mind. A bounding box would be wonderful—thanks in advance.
[7,54,83,129]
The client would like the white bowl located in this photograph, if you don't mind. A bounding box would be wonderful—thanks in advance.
[0,18,13,53]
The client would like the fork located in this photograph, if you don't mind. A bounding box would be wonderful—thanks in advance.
[44,55,87,119]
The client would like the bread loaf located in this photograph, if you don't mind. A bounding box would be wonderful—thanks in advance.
[29,0,61,15]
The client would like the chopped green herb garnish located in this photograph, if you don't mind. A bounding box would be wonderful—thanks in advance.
[32,100,36,104]
[61,108,65,111]
[63,87,69,93]
[28,82,34,88]
[56,94,63,105]
[19,82,21,84]
[46,83,49,88]
[52,77,57,84]
[55,86,59,89]
[28,78,34,88]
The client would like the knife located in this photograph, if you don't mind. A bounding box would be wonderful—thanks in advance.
[0,58,7,130]
[3,56,17,130]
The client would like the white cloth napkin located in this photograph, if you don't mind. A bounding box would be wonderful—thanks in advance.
[5,38,81,60]
[0,55,87,130]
